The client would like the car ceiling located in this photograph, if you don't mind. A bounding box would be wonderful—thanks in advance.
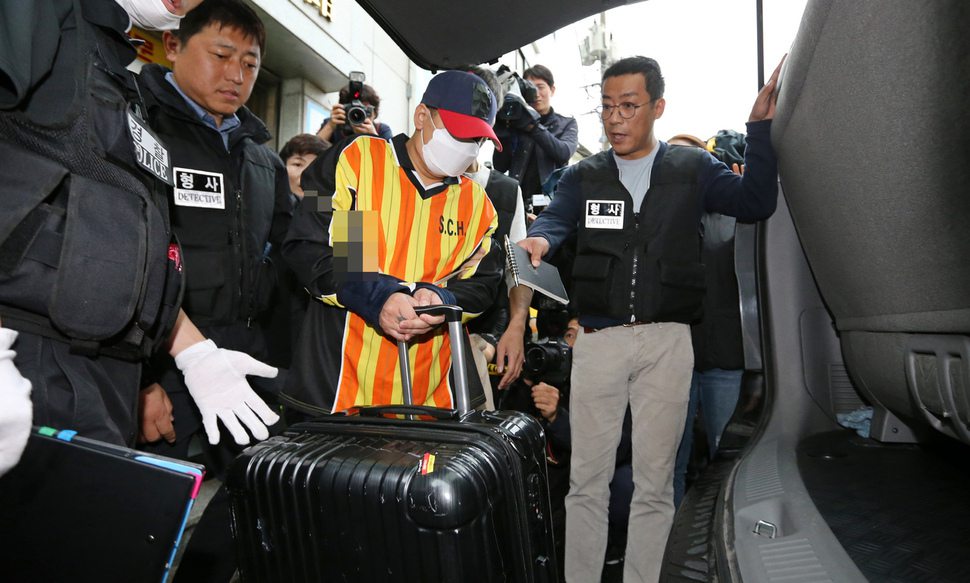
[356,0,646,70]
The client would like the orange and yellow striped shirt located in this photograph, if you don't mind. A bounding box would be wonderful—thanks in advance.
[321,136,497,412]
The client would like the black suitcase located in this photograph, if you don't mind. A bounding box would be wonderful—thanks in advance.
[227,305,558,582]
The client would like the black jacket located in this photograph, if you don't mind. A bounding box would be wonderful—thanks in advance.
[493,108,578,199]
[138,65,292,329]
[691,213,744,370]
[467,169,523,339]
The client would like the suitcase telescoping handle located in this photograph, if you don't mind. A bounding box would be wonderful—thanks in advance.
[376,304,471,417]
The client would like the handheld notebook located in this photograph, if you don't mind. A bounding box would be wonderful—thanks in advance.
[0,426,205,583]
[504,234,569,305]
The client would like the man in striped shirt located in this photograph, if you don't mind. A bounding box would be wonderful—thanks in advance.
[282,71,506,415]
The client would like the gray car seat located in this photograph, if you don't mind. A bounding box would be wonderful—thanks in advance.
[772,0,970,443]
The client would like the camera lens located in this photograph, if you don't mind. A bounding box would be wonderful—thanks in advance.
[347,104,368,125]
[524,345,548,375]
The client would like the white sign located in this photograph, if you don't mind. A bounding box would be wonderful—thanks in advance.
[584,200,624,229]
[173,167,226,209]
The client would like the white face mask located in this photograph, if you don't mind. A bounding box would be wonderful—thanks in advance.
[115,0,183,31]
[421,114,482,178]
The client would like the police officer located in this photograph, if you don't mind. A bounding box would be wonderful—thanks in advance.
[135,0,292,460]
[133,2,293,580]
[0,0,278,467]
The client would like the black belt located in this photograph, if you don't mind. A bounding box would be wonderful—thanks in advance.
[583,321,655,334]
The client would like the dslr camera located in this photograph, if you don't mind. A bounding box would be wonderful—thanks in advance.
[523,337,573,387]
[494,67,541,131]
[342,71,370,129]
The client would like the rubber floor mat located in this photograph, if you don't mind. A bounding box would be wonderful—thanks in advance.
[798,430,970,582]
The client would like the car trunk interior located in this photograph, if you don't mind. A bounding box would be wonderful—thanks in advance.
[706,1,970,582]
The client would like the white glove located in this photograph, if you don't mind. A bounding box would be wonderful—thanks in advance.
[175,340,280,446]
[0,328,33,477]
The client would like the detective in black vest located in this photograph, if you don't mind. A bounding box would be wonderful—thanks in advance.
[135,1,292,467]
[136,3,291,581]
[519,56,783,583]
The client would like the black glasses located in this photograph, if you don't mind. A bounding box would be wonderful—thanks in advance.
[596,102,650,120]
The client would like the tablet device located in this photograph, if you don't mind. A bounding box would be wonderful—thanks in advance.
[0,426,204,583]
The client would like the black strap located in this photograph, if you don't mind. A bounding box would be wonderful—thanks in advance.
[356,405,459,420]
[0,304,147,362]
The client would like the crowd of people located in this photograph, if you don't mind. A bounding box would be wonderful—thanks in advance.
[0,1,782,582]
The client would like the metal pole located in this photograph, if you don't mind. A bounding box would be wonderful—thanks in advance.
[756,0,765,89]
[398,341,413,407]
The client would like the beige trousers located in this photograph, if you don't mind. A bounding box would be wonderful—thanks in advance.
[564,323,692,583]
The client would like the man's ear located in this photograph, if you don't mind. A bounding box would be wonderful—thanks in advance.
[414,104,430,131]
[653,97,666,119]
[162,31,182,63]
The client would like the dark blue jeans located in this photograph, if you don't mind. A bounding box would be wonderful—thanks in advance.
[673,368,744,507]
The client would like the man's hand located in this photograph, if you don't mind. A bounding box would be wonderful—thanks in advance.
[495,324,525,389]
[138,383,176,444]
[518,236,550,268]
[470,334,496,363]
[379,290,446,341]
[531,382,560,423]
[329,103,347,128]
[497,284,533,389]
[352,117,378,137]
[749,55,786,122]
[317,104,347,142]
[175,340,280,446]
[404,288,446,334]
[379,292,419,342]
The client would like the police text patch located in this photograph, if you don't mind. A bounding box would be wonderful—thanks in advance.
[173,167,225,209]
[585,200,624,229]
[128,111,172,185]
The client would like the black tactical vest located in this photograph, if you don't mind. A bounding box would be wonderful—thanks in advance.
[138,64,281,328]
[571,144,708,323]
[0,0,181,360]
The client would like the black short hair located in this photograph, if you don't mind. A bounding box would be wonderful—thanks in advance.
[338,83,381,116]
[463,65,504,103]
[523,64,555,88]
[603,56,665,101]
[175,0,266,55]
[279,133,329,161]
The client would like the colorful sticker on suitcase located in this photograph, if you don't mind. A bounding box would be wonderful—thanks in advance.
[419,452,436,475]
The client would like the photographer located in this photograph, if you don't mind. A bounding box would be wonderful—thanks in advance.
[493,65,578,208]
[316,80,393,143]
